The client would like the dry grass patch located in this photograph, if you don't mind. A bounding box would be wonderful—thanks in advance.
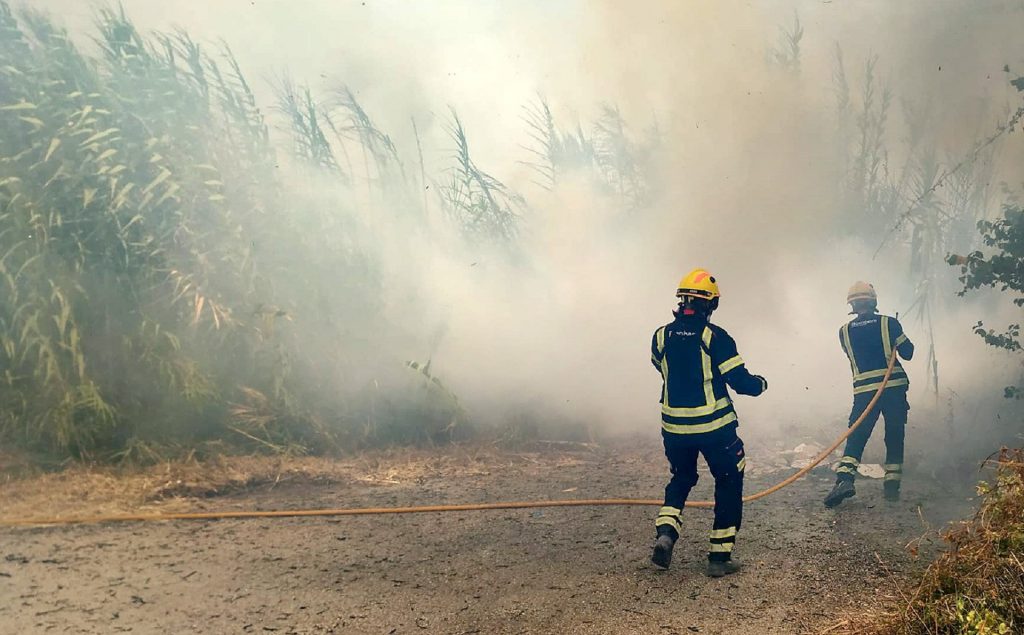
[0,445,595,523]
[828,448,1024,635]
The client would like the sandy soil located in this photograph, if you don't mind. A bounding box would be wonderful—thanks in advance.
[0,439,976,635]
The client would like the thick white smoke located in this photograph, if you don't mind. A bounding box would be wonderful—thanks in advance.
[28,0,1024,457]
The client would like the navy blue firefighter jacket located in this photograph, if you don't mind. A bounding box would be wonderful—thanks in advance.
[839,313,914,395]
[651,314,767,435]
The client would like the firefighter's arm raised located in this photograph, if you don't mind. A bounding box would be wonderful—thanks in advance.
[891,319,915,361]
[712,329,767,396]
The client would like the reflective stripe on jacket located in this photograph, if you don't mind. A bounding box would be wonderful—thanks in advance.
[651,315,766,435]
[839,314,914,395]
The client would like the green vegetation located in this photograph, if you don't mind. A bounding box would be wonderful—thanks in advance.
[950,203,1024,397]
[0,4,1017,463]
[0,3,458,459]
[0,3,657,462]
[846,449,1024,634]
[945,74,1024,398]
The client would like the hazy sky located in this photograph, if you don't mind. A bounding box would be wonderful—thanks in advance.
[23,1,1024,174]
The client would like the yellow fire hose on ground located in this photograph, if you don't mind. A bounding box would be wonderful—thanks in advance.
[0,351,899,527]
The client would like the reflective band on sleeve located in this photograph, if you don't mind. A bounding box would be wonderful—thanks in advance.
[895,334,908,346]
[736,457,746,472]
[709,542,735,553]
[657,327,665,354]
[661,411,737,435]
[718,355,744,374]
[884,472,902,481]
[710,527,737,539]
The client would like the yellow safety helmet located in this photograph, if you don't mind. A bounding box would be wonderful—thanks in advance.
[676,268,720,301]
[846,281,877,304]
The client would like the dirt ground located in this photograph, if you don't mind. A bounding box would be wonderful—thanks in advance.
[0,438,977,635]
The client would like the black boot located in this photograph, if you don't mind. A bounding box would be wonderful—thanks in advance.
[706,559,741,578]
[824,479,856,508]
[651,534,675,569]
[884,480,900,501]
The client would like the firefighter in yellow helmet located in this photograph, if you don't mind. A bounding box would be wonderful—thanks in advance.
[650,269,768,576]
[824,282,915,508]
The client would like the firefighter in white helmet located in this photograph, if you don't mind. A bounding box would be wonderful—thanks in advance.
[650,268,768,577]
[824,281,915,508]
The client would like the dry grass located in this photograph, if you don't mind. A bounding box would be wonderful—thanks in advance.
[827,448,1024,635]
[0,444,593,523]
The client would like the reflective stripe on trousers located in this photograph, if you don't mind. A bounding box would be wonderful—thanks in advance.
[837,388,909,482]
[658,427,746,561]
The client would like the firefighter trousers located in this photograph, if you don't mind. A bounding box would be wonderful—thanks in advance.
[835,388,909,486]
[655,426,746,562]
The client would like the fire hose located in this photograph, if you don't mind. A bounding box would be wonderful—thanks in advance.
[0,350,899,527]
